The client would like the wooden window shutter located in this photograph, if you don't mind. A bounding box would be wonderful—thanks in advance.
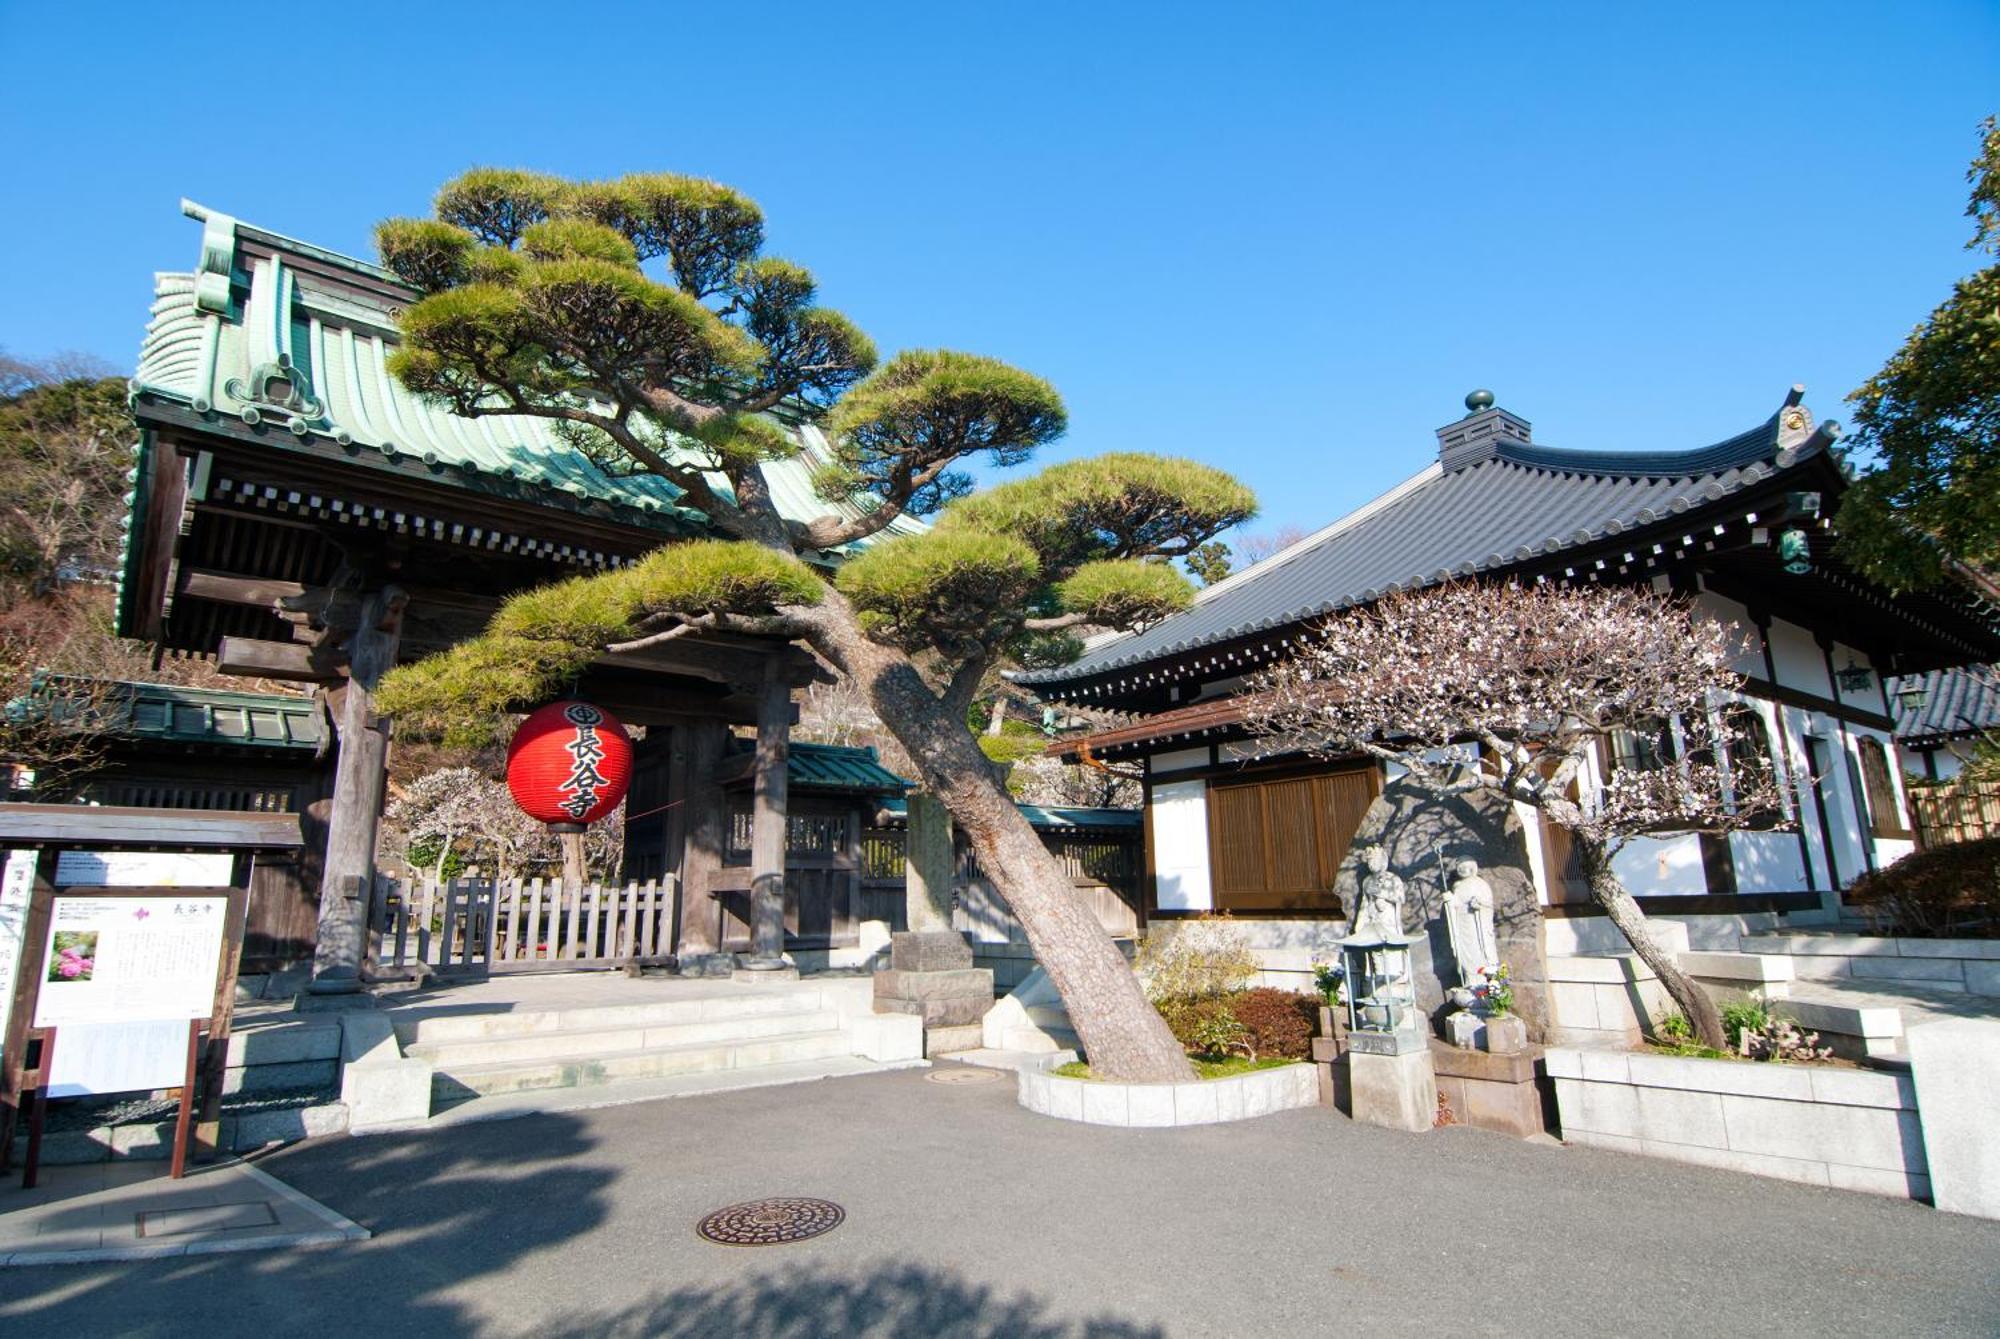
[1207,782,1268,906]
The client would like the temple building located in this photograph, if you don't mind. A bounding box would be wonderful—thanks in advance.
[115,201,922,985]
[1019,389,2000,996]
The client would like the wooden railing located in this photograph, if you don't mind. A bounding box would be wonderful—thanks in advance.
[1909,780,2000,849]
[373,876,678,977]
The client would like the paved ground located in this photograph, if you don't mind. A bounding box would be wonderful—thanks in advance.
[0,1159,365,1265]
[1,1065,1995,1337]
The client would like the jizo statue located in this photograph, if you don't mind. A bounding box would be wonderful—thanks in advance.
[1351,843,1407,939]
[1443,857,1500,993]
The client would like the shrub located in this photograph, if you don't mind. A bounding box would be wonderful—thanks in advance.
[1844,837,2000,938]
[1134,916,1260,1001]
[1155,994,1246,1059]
[1227,987,1317,1060]
[1720,997,1770,1052]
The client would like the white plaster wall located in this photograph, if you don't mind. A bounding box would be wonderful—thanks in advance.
[1730,830,1809,893]
[1692,591,1767,677]
[1765,618,1833,697]
[1811,726,1869,889]
[1612,833,1707,898]
[1151,779,1213,911]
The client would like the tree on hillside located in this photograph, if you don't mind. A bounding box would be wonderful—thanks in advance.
[1837,116,2000,589]
[372,168,1254,1080]
[0,353,131,592]
[1244,582,1786,1050]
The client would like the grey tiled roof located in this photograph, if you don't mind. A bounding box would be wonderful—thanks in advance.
[1018,409,1810,688]
[1894,668,2000,744]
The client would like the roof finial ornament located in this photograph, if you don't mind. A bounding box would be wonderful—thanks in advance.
[1465,388,1496,414]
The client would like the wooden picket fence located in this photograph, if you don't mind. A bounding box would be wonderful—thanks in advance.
[1910,780,2000,849]
[373,876,678,977]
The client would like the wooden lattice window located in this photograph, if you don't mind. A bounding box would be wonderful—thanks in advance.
[1205,767,1379,912]
[1856,736,1910,839]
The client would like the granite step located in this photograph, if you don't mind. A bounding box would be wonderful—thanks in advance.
[393,988,826,1047]
[430,1027,853,1100]
[404,1009,842,1068]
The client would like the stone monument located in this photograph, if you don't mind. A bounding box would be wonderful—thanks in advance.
[872,791,993,1055]
[1335,844,1436,1133]
[1330,779,1550,1043]
[1440,859,1523,1053]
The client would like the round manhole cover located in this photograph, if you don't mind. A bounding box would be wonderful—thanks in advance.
[926,1067,1004,1085]
[696,1197,845,1246]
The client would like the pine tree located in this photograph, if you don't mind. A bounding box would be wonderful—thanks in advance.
[375,169,1254,1080]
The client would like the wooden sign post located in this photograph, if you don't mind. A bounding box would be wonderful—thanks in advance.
[1,880,246,1187]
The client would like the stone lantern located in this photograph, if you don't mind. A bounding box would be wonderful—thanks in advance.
[1337,932,1426,1057]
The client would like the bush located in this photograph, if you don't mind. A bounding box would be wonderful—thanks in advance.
[1155,994,1246,1059]
[1227,987,1317,1060]
[1845,837,2000,937]
[1134,916,1260,1001]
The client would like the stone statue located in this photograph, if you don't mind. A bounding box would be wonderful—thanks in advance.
[1443,858,1500,995]
[1350,843,1406,940]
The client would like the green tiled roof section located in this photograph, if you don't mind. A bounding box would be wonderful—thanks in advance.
[785,743,912,794]
[131,203,928,550]
[25,676,322,752]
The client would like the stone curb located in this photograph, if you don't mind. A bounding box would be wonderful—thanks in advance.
[1016,1062,1318,1127]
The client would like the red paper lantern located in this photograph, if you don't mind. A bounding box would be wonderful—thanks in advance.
[506,701,634,829]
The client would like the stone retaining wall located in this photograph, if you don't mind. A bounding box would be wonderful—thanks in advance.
[1547,1047,1929,1201]
[1017,1062,1318,1127]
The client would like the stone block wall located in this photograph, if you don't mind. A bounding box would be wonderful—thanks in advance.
[1547,1047,1930,1201]
[1739,933,2000,995]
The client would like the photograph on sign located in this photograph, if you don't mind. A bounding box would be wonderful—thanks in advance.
[31,895,228,1027]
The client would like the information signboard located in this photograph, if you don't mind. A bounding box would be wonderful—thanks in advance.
[33,894,230,1030]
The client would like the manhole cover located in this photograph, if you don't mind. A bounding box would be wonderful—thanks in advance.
[926,1067,1004,1085]
[696,1197,845,1246]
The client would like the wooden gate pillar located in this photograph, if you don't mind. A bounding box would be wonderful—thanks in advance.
[742,663,791,970]
[309,587,405,993]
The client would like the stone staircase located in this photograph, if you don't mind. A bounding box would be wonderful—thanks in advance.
[397,989,855,1104]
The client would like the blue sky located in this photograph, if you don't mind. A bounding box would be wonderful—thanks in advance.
[2,2,1995,544]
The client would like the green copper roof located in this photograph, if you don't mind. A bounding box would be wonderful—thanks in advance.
[12,675,322,753]
[131,201,927,550]
[785,743,912,794]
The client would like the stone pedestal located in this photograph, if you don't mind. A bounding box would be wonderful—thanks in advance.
[1348,1048,1436,1133]
[1429,1038,1549,1139]
[873,931,993,1056]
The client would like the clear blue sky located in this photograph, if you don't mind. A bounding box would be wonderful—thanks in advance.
[2,2,1995,543]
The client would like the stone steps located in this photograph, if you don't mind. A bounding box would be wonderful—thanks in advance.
[391,988,824,1047]
[403,1009,842,1068]
[430,1026,854,1100]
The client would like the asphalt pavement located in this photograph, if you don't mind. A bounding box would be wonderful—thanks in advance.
[1,1064,1995,1337]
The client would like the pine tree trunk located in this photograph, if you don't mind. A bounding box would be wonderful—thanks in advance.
[1575,833,1726,1049]
[802,596,1195,1082]
[561,830,587,896]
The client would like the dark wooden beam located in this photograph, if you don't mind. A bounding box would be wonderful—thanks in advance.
[0,804,303,849]
[218,637,334,683]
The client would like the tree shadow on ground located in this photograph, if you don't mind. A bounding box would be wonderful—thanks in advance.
[554,1261,1165,1339]
[0,1112,614,1336]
